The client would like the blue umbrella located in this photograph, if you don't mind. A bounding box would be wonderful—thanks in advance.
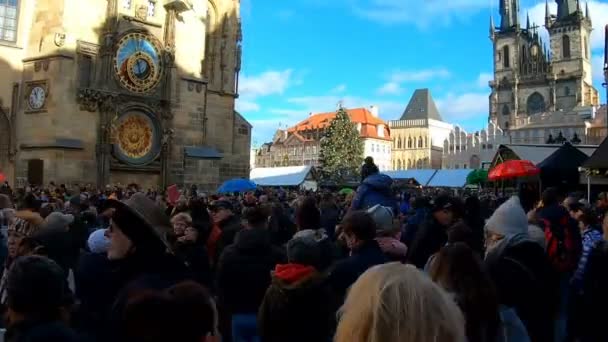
[217,178,257,193]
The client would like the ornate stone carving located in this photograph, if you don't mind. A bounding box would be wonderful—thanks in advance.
[42,60,50,71]
[34,62,41,72]
[135,5,148,21]
[54,33,66,47]
[77,89,119,112]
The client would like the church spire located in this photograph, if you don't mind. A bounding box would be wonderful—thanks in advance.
[545,0,551,27]
[526,12,531,30]
[586,1,591,20]
[577,0,582,14]
[499,0,520,30]
[557,0,578,20]
[490,15,496,39]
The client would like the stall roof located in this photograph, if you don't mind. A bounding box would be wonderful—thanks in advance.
[583,137,608,169]
[250,166,314,186]
[495,144,597,165]
[384,170,437,186]
[427,169,473,188]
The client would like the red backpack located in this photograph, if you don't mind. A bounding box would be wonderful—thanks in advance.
[541,215,581,273]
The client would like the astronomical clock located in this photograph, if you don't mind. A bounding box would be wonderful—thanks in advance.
[111,32,164,166]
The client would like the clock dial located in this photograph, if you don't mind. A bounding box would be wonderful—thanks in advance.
[531,44,539,57]
[114,33,163,93]
[28,86,46,110]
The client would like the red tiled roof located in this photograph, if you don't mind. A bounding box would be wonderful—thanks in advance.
[288,108,391,140]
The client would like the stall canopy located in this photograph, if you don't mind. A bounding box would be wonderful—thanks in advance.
[492,144,596,166]
[538,143,591,186]
[250,166,315,187]
[582,136,608,169]
[427,169,473,188]
[384,170,437,186]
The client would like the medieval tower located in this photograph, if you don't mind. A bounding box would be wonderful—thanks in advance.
[489,0,599,135]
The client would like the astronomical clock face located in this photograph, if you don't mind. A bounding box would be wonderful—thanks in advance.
[114,33,163,93]
[530,44,539,58]
[113,111,160,165]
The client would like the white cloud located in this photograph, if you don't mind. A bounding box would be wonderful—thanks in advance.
[435,92,489,121]
[526,1,608,51]
[351,0,489,27]
[476,72,493,88]
[377,82,404,95]
[239,70,293,98]
[235,100,260,113]
[331,84,347,93]
[377,68,451,95]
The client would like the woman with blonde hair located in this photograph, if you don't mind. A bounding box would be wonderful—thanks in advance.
[335,262,466,342]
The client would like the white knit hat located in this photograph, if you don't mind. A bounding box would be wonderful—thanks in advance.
[485,196,529,237]
[88,229,110,254]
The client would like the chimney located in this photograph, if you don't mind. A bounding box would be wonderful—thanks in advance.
[370,105,379,117]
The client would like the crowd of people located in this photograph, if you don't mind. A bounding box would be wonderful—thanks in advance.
[0,159,606,342]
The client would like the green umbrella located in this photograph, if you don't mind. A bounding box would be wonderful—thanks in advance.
[339,188,354,195]
[466,169,488,185]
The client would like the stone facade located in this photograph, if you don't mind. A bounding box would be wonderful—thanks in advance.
[443,122,509,169]
[390,89,453,170]
[0,0,250,191]
[489,0,599,143]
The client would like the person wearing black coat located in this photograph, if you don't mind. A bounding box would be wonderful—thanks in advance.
[406,195,459,269]
[216,206,286,342]
[258,229,336,342]
[328,211,388,303]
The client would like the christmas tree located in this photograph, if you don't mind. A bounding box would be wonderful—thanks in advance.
[319,106,364,183]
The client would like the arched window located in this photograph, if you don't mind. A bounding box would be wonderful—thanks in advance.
[397,137,402,149]
[407,159,412,169]
[424,136,428,148]
[527,92,546,115]
[416,159,422,169]
[397,159,402,170]
[563,35,570,59]
[584,36,589,59]
[418,137,423,148]
[564,86,570,96]
[502,104,510,116]
[502,45,510,68]
[407,137,412,149]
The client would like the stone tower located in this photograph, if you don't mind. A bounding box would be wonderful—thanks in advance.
[0,0,251,190]
[489,0,599,131]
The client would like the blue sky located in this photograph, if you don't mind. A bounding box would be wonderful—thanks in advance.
[236,0,608,146]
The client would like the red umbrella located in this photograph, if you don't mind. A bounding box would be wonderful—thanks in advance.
[0,173,5,183]
[489,160,540,181]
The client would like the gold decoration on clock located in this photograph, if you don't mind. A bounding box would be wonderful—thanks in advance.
[114,32,163,93]
[116,115,153,159]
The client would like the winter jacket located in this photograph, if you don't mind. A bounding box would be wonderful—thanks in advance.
[485,236,558,342]
[350,174,397,213]
[213,215,243,266]
[571,227,602,292]
[401,208,428,247]
[498,306,531,342]
[258,264,335,342]
[174,241,212,289]
[406,217,448,269]
[579,240,608,342]
[216,228,286,315]
[5,320,81,342]
[328,240,388,302]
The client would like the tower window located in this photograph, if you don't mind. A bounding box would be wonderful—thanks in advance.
[564,86,570,96]
[502,104,510,116]
[502,45,510,68]
[562,35,571,59]
[0,0,19,42]
[584,36,589,59]
[527,92,546,115]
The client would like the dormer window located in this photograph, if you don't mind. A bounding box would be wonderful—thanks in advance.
[377,125,384,137]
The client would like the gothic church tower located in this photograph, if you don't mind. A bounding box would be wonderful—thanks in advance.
[489,0,598,131]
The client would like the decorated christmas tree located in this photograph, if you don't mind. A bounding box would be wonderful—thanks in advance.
[319,106,364,183]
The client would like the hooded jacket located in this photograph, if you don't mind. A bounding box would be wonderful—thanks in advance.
[350,174,397,213]
[216,228,286,314]
[258,264,335,342]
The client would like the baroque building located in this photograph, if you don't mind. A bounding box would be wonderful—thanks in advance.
[443,123,509,169]
[390,89,453,170]
[0,0,250,190]
[255,107,392,171]
[489,0,599,143]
